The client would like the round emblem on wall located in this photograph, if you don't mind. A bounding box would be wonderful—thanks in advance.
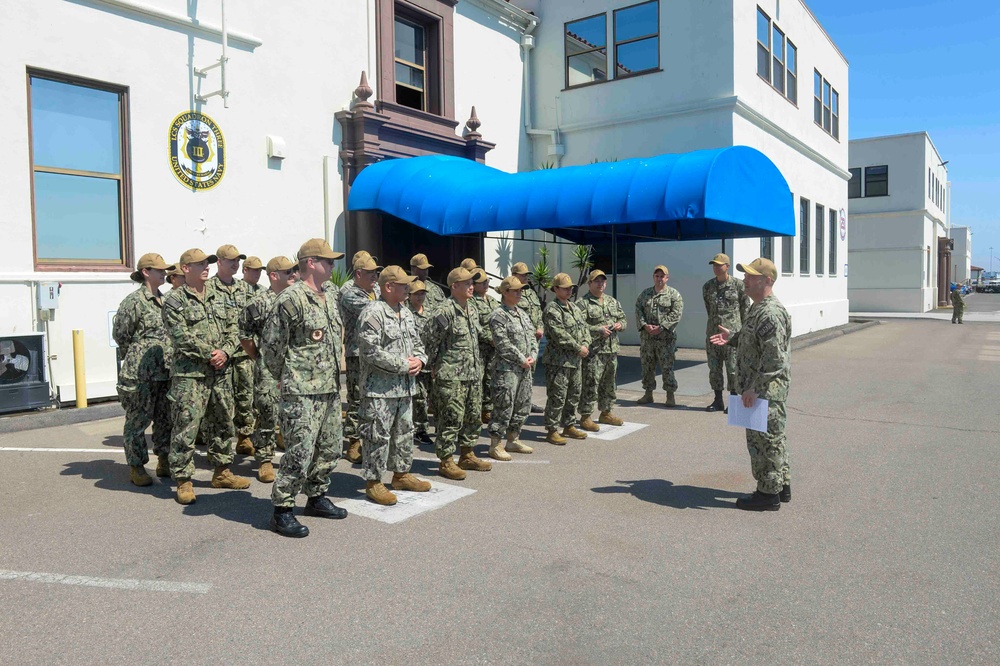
[839,208,847,241]
[168,111,226,190]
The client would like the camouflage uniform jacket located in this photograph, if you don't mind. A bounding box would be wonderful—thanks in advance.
[113,286,171,385]
[407,304,433,375]
[244,282,263,296]
[635,286,684,340]
[541,299,588,369]
[489,304,537,373]
[358,300,428,398]
[425,297,481,381]
[518,285,544,331]
[702,276,749,336]
[951,289,966,306]
[162,284,236,378]
[339,282,377,358]
[579,292,627,356]
[423,281,447,314]
[206,276,252,360]
[340,279,378,298]
[472,294,498,346]
[261,281,344,396]
[728,294,791,401]
[238,289,279,380]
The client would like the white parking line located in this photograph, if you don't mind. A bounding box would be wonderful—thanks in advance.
[0,447,119,453]
[0,569,210,594]
[412,455,549,464]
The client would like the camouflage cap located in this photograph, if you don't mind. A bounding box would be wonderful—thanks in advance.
[550,272,574,290]
[166,266,185,278]
[243,256,264,270]
[447,267,475,286]
[473,269,489,283]
[588,269,607,282]
[511,262,530,275]
[379,265,417,287]
[179,248,218,266]
[353,250,373,263]
[496,276,529,294]
[298,238,345,261]
[354,255,383,271]
[709,253,730,266]
[130,253,175,282]
[460,258,481,271]
[737,257,778,281]
[410,279,427,293]
[216,244,246,260]
[410,253,433,269]
[653,264,669,276]
[266,256,296,273]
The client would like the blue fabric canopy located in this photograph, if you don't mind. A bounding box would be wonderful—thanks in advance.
[347,146,794,243]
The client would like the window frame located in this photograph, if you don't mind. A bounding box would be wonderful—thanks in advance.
[848,167,862,199]
[393,15,429,112]
[815,202,825,276]
[799,196,811,276]
[27,68,133,272]
[756,7,797,105]
[565,11,610,89]
[813,69,840,140]
[828,208,838,276]
[864,165,889,197]
[612,1,660,81]
[760,236,774,262]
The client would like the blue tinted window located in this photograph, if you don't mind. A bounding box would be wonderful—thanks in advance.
[567,14,607,50]
[617,38,658,74]
[616,1,657,42]
[34,172,122,261]
[31,77,121,175]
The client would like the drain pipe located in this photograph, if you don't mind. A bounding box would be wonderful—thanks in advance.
[521,20,564,169]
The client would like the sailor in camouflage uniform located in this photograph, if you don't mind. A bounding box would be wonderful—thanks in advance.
[238,256,297,483]
[541,273,590,444]
[261,239,349,537]
[635,265,684,406]
[163,248,251,505]
[703,253,749,412]
[487,277,537,460]
[357,266,431,505]
[466,261,498,424]
[166,266,185,290]
[710,258,792,511]
[339,253,382,464]
[207,244,257,456]
[241,256,264,295]
[113,253,175,487]
[406,280,434,445]
[411,253,446,313]
[511,262,544,340]
[951,284,965,324]
[425,266,493,479]
[338,251,380,299]
[577,270,627,431]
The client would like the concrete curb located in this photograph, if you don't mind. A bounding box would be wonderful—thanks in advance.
[0,401,124,435]
[791,319,880,352]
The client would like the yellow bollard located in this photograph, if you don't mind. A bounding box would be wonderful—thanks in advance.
[72,329,87,408]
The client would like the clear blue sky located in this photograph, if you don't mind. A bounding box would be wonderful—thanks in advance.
[808,0,1000,274]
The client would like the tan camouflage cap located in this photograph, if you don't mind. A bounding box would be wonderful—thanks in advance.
[410,280,427,293]
[447,267,475,286]
[588,269,607,282]
[243,256,264,270]
[378,265,417,287]
[550,272,574,290]
[737,257,778,281]
[130,253,174,282]
[266,256,296,273]
[709,253,730,266]
[297,238,345,261]
[166,266,184,278]
[410,253,433,269]
[179,248,218,266]
[460,258,480,271]
[511,262,530,275]
[496,276,529,294]
[354,255,382,271]
[216,244,246,260]
[653,264,669,276]
[473,269,489,283]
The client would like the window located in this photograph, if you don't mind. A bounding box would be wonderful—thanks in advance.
[771,24,786,95]
[760,236,774,262]
[28,71,131,268]
[757,8,796,103]
[828,208,838,275]
[814,70,840,139]
[786,41,798,104]
[590,241,636,275]
[848,167,862,198]
[614,1,659,78]
[865,165,888,197]
[815,203,825,275]
[394,17,427,111]
[781,235,793,275]
[566,14,608,87]
[799,197,810,275]
[756,8,770,81]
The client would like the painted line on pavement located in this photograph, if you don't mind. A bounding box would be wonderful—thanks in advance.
[0,569,211,594]
[0,447,121,453]
[587,421,649,441]
[412,455,549,464]
[338,480,476,524]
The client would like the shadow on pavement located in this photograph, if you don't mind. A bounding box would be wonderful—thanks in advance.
[101,435,125,448]
[325,469,366,499]
[591,479,743,510]
[61,459,175,500]
[180,489,272,530]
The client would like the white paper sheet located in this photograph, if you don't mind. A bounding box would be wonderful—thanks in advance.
[727,395,769,433]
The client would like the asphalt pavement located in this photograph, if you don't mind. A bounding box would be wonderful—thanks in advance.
[1,314,998,665]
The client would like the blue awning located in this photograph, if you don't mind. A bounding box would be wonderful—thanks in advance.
[347,146,794,243]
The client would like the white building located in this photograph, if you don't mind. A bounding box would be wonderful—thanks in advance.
[950,226,971,284]
[848,132,952,312]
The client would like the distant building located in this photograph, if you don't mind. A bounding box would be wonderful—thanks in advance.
[847,132,952,312]
[950,226,971,284]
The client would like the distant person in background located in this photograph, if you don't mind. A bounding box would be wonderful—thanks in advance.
[951,284,965,324]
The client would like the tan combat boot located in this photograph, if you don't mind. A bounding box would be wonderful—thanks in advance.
[176,480,196,505]
[235,435,255,456]
[665,391,676,407]
[598,411,623,426]
[546,429,567,445]
[636,391,654,404]
[155,454,170,478]
[129,465,153,487]
[344,438,362,464]
[439,456,467,480]
[211,466,251,489]
[276,429,285,451]
[562,426,588,440]
[257,461,275,483]
[505,431,533,454]
[458,446,492,471]
[488,435,512,461]
[579,415,600,432]
[391,472,432,492]
[365,480,398,506]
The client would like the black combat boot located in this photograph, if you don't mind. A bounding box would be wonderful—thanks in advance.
[271,507,309,537]
[304,496,348,519]
[735,490,780,511]
[706,390,725,412]
[779,484,791,503]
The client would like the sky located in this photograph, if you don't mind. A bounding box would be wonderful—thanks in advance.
[807,0,1000,274]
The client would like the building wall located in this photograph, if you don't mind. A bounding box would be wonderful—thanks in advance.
[950,226,971,283]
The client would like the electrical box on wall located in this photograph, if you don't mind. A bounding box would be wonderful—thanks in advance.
[38,282,59,309]
[0,333,51,413]
[266,135,286,159]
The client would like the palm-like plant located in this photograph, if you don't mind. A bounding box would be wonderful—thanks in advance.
[570,244,593,298]
[531,245,553,306]
[329,266,350,288]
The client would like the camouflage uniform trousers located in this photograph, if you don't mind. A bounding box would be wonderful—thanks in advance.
[480,345,494,413]
[579,353,618,416]
[231,356,256,437]
[343,357,362,442]
[745,400,790,494]
[544,365,582,431]
[272,393,342,508]
[118,380,171,466]
[360,396,414,481]
[252,367,279,464]
[433,378,482,459]
[488,367,532,438]
[413,373,430,435]
[640,335,678,392]
[168,374,236,480]
[952,305,965,323]
[705,341,737,392]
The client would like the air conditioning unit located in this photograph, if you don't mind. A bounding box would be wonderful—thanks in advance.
[0,333,52,414]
